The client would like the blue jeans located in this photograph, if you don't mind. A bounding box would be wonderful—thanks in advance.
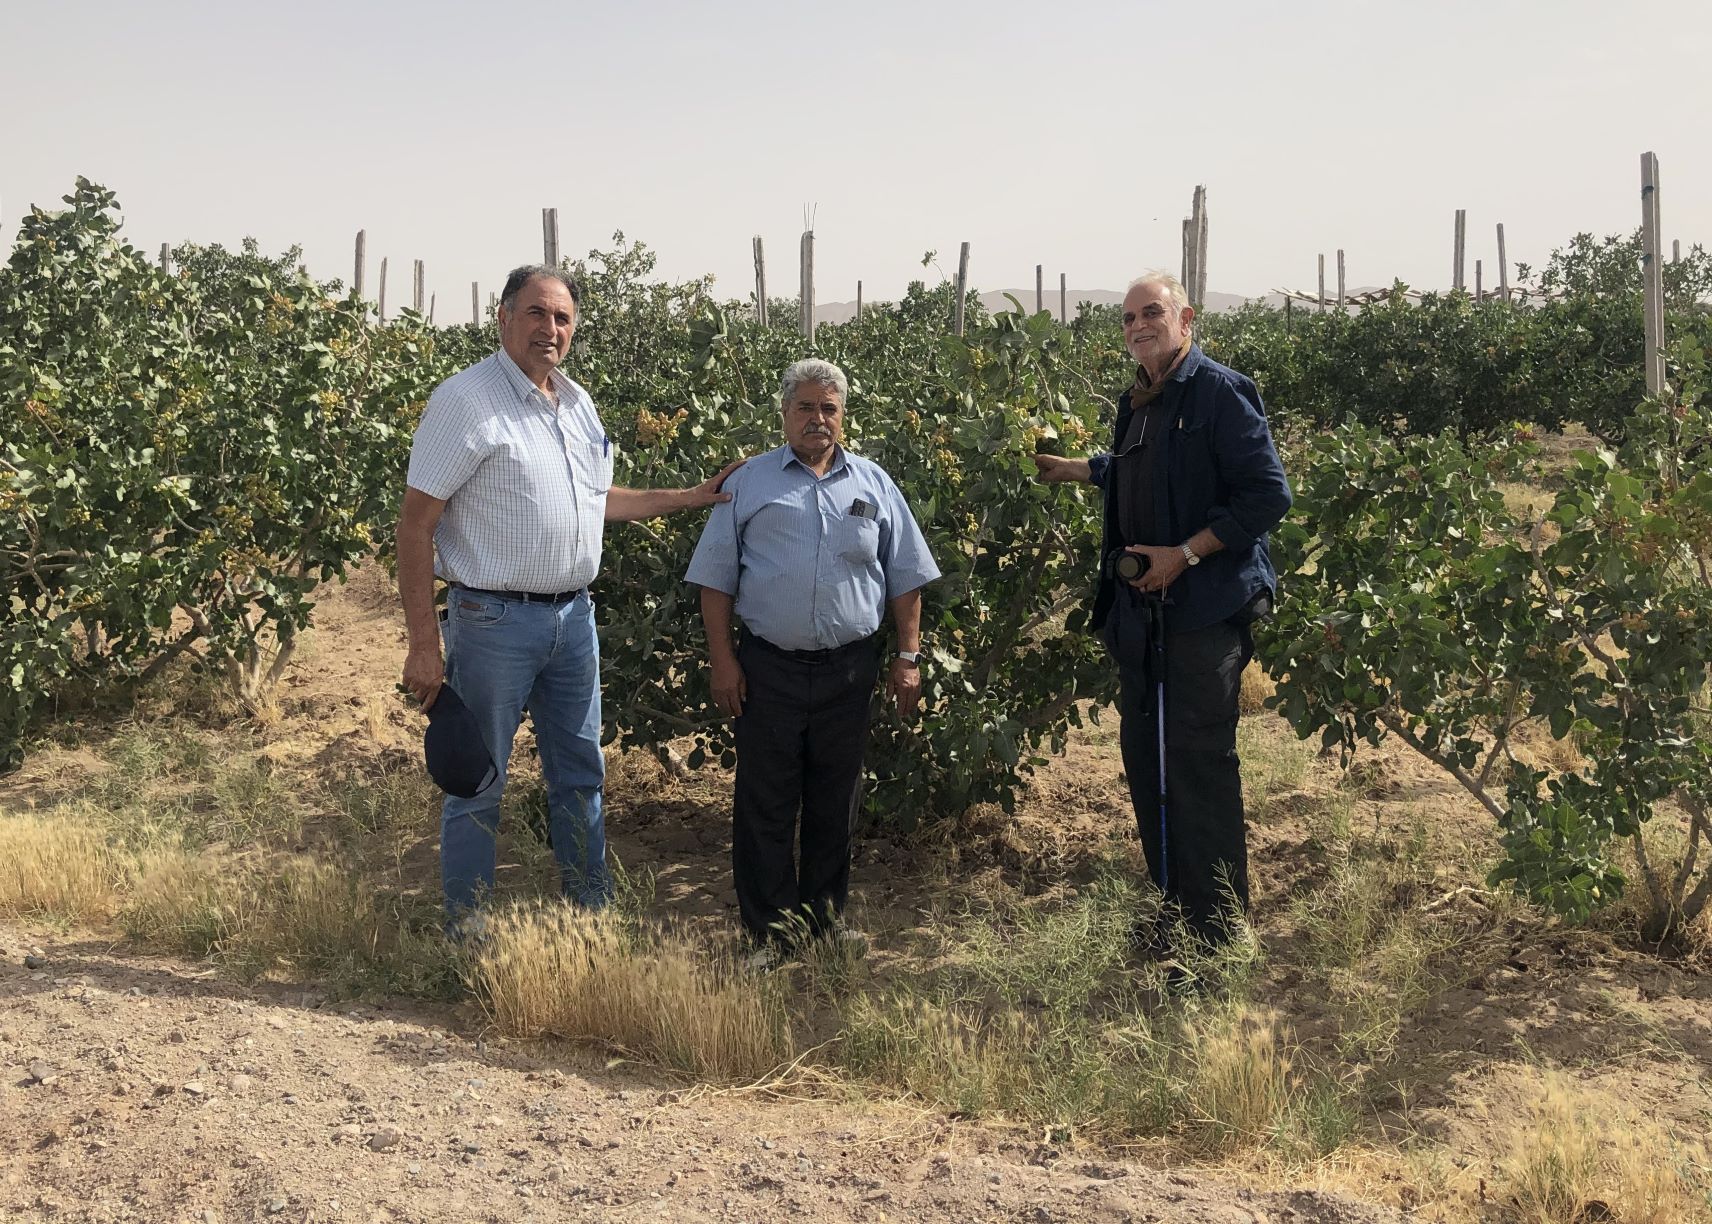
[440,587,609,917]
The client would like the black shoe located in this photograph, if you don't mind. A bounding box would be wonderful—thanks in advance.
[1129,915,1175,962]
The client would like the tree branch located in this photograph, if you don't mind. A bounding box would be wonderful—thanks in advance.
[971,550,1055,689]
[1676,794,1712,924]
[1376,708,1507,822]
[1631,827,1673,932]
[137,626,208,684]
[1476,679,1525,789]
[1021,685,1084,733]
[1530,519,1626,684]
[634,702,723,734]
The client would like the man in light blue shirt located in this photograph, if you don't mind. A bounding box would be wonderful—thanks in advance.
[687,359,939,960]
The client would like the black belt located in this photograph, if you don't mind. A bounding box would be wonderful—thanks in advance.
[742,629,877,664]
[456,585,585,605]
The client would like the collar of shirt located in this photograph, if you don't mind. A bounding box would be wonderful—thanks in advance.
[777,443,851,477]
[495,347,576,411]
[1121,343,1208,414]
[1170,343,1207,384]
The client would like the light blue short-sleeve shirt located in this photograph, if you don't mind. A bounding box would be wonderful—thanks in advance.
[685,444,940,651]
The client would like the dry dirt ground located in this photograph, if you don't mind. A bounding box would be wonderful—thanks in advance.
[4,565,1710,1222]
[0,933,1401,1224]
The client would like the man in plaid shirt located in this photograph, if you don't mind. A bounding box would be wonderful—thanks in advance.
[398,265,739,927]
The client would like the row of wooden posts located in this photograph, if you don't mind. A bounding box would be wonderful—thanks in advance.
[155,156,1678,395]
[1280,154,1672,395]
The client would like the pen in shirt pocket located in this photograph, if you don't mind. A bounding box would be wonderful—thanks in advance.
[602,434,610,457]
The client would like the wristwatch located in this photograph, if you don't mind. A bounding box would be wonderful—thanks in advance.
[895,650,922,666]
[1181,542,1201,567]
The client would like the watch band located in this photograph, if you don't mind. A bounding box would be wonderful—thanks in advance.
[1181,542,1200,566]
[896,650,921,665]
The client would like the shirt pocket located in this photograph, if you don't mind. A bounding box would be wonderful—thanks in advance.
[835,515,881,566]
[569,442,614,495]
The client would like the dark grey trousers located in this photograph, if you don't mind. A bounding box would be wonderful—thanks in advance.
[732,632,882,944]
[1109,589,1253,940]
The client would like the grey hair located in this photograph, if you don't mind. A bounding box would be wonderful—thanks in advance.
[499,264,582,313]
[1126,272,1192,317]
[779,358,848,405]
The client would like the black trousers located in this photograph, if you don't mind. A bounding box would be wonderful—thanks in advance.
[732,633,882,944]
[1110,590,1253,940]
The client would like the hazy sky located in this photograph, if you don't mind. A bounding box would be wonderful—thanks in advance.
[3,0,1708,311]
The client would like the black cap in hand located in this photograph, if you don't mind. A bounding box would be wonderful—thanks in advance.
[423,685,499,798]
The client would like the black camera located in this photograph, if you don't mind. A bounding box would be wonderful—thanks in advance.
[1105,550,1150,582]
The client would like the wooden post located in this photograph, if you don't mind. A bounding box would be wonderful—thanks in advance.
[1285,296,1293,334]
[1317,254,1326,312]
[489,292,496,316]
[1673,239,1681,263]
[413,260,425,314]
[799,230,815,339]
[1336,249,1346,309]
[954,241,970,337]
[1035,263,1043,314]
[1182,187,1206,311]
[471,281,480,326]
[856,280,863,319]
[1059,272,1067,324]
[428,293,436,326]
[1191,185,1208,310]
[1453,209,1467,292]
[353,230,365,298]
[542,208,559,267]
[159,242,171,274]
[1640,151,1665,395]
[1475,259,1484,302]
[1497,223,1510,302]
[752,236,767,326]
[378,257,388,322]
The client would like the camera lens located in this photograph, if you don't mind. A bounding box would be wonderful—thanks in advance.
[1115,552,1148,582]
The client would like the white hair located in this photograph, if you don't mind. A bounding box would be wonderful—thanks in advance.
[1126,272,1192,316]
[780,358,848,405]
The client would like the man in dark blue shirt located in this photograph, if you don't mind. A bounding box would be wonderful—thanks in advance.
[1035,273,1291,953]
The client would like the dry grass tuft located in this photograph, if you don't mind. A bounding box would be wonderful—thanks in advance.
[1238,662,1276,716]
[0,813,118,921]
[472,905,792,1082]
[1496,1073,1712,1223]
[1182,1006,1294,1153]
[120,852,457,995]
[120,847,239,954]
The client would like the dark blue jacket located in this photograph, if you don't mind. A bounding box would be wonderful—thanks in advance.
[1089,344,1292,633]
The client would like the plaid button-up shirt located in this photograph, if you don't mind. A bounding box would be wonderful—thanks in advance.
[406,350,613,593]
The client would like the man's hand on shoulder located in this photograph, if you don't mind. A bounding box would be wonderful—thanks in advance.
[607,457,749,522]
[1032,454,1092,485]
[686,458,747,509]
